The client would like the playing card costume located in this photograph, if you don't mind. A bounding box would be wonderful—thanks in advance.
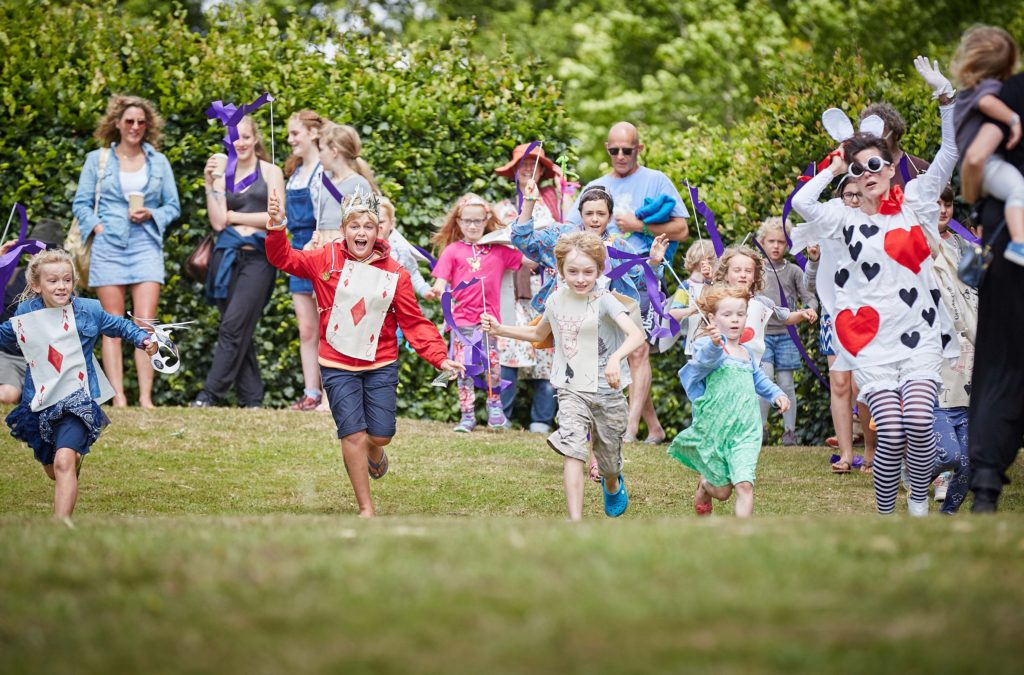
[1,298,149,465]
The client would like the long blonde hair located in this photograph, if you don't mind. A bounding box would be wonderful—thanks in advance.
[17,250,77,303]
[430,193,503,251]
[952,25,1019,89]
[284,110,327,178]
[94,95,164,149]
[319,123,380,194]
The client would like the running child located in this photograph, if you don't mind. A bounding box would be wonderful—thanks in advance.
[668,284,790,518]
[481,230,646,520]
[0,247,157,522]
[428,194,523,432]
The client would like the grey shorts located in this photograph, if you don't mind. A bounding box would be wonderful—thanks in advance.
[547,388,627,477]
[0,350,26,389]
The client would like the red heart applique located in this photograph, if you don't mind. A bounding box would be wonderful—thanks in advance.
[740,327,755,344]
[884,225,930,274]
[834,306,880,357]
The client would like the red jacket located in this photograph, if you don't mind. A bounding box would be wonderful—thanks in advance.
[266,229,448,371]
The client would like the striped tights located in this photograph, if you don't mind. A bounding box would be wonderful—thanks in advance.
[865,380,939,514]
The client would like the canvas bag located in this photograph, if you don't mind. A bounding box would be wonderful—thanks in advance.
[65,147,109,287]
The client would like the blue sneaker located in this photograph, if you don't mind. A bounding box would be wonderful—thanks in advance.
[1005,242,1024,266]
[601,475,629,517]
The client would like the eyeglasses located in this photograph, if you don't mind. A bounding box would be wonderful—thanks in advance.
[841,191,862,202]
[847,155,891,179]
[607,146,635,157]
[458,218,487,227]
[123,119,147,127]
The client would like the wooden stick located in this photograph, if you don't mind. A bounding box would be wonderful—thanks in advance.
[479,276,494,398]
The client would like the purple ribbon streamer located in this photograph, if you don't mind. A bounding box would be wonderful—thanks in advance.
[321,172,343,204]
[412,245,437,270]
[605,247,680,339]
[205,93,273,193]
[947,218,980,245]
[514,140,543,211]
[781,163,815,230]
[684,180,723,257]
[899,154,912,184]
[440,277,511,392]
[751,236,830,391]
[0,204,46,294]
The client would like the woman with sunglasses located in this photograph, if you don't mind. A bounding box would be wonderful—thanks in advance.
[71,95,180,408]
[790,57,959,516]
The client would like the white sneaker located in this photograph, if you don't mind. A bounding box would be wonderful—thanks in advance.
[908,498,929,517]
[528,422,552,434]
[933,471,951,502]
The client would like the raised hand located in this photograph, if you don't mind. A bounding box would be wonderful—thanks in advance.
[805,245,820,262]
[699,258,714,280]
[523,178,540,202]
[913,55,954,99]
[707,323,723,347]
[268,189,283,225]
[648,233,670,267]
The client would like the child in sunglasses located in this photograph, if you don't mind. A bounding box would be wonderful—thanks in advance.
[789,55,960,516]
[429,194,523,432]
[951,25,1024,265]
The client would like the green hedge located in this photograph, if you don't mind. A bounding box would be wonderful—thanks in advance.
[0,0,571,418]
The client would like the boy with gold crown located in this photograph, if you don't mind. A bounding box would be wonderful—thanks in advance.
[267,188,464,517]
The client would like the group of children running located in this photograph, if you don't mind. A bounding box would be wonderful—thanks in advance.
[4,25,1021,523]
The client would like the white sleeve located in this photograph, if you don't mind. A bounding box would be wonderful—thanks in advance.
[906,103,957,238]
[789,170,850,253]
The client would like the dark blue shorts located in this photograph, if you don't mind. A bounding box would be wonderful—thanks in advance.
[762,333,802,371]
[288,229,315,294]
[53,417,89,456]
[322,363,399,439]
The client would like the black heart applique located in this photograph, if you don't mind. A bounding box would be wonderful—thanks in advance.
[834,269,850,288]
[849,241,863,261]
[899,288,918,307]
[941,333,952,349]
[843,225,855,245]
[921,307,936,326]
[859,223,880,238]
[565,362,575,381]
[901,331,921,348]
[861,262,881,281]
[965,383,972,395]
[931,289,941,305]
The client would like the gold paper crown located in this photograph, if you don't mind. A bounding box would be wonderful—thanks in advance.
[342,188,381,221]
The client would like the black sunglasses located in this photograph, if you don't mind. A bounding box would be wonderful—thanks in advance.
[607,146,635,156]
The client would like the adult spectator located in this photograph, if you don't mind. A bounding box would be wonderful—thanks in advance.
[0,218,65,404]
[71,95,180,408]
[191,115,284,408]
[960,69,1024,512]
[566,121,689,444]
[859,103,931,189]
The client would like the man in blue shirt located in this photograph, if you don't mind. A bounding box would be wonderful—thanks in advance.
[567,122,690,443]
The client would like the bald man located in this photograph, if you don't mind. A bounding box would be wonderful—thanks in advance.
[567,121,690,444]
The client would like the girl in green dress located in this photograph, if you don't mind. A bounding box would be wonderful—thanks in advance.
[669,285,790,518]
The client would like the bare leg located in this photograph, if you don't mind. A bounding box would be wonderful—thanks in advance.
[626,342,658,439]
[293,294,321,395]
[640,393,665,441]
[854,381,877,468]
[829,360,855,468]
[564,457,585,521]
[734,481,754,518]
[130,281,160,408]
[702,479,734,502]
[0,384,21,404]
[52,447,80,519]
[95,285,127,406]
[341,431,375,518]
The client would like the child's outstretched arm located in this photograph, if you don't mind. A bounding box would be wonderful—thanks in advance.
[480,312,550,343]
[97,309,157,355]
[604,311,646,389]
[753,366,789,411]
[783,307,817,325]
[978,94,1022,149]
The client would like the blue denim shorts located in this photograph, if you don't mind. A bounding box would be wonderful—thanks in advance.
[762,333,802,371]
[322,362,399,439]
[288,228,314,294]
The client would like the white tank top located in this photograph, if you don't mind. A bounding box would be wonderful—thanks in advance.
[120,167,148,197]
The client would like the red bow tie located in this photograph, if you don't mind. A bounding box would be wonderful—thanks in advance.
[878,184,904,215]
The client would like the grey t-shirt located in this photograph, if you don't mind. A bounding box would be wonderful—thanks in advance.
[544,289,632,393]
[954,78,1004,162]
[316,173,373,230]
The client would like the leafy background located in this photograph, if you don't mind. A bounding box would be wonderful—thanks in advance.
[1,0,1022,441]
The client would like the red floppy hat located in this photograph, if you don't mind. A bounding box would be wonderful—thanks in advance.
[495,143,560,180]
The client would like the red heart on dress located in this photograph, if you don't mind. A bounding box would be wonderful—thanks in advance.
[884,225,930,274]
[740,327,755,344]
[834,306,880,357]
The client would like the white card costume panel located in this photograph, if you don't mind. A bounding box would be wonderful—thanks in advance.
[325,260,399,362]
[13,307,90,412]
[742,297,774,366]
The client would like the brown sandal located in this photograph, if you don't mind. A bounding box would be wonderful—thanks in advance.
[831,459,852,474]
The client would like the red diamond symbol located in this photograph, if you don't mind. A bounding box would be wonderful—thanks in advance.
[48,345,64,372]
[78,371,86,382]
[63,322,69,331]
[350,298,367,326]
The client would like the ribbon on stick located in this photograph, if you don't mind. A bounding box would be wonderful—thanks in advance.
[514,140,543,211]
[440,278,511,392]
[205,93,274,193]
[605,247,680,339]
[0,204,47,293]
[683,180,724,257]
[411,245,437,270]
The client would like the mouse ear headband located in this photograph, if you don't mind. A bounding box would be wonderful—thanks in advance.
[822,108,885,142]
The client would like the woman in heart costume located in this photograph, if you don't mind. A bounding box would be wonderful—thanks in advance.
[790,89,960,517]
[266,189,463,518]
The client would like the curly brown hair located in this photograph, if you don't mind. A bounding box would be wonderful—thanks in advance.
[93,95,164,149]
[554,230,607,275]
[713,244,766,295]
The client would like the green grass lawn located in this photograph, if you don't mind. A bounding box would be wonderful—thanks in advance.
[1,409,1023,674]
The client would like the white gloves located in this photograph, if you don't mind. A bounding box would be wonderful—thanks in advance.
[914,55,955,99]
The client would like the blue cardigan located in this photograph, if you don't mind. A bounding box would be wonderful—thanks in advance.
[0,297,149,406]
[679,337,784,402]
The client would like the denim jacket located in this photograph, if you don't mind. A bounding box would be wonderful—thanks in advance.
[0,297,149,406]
[71,142,180,249]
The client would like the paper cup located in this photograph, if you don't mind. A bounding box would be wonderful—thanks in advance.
[211,153,228,178]
[128,191,145,212]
